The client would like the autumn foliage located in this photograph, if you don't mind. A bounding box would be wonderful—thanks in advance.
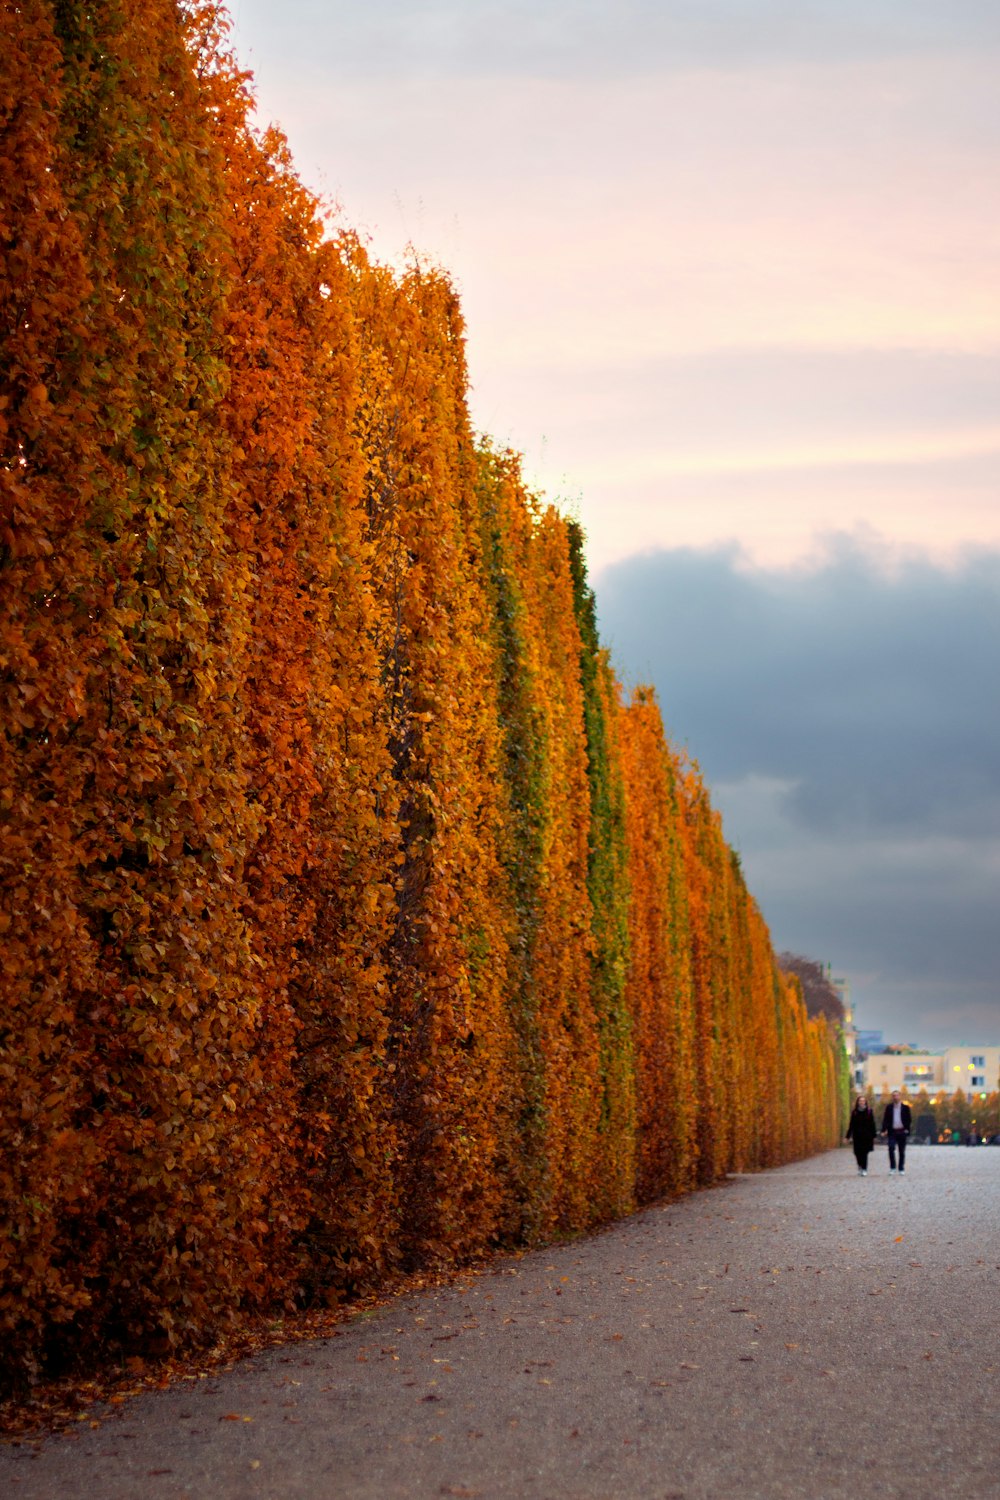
[0,0,846,1391]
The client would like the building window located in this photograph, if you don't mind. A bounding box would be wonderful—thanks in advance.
[971,1055,985,1068]
[972,1075,985,1088]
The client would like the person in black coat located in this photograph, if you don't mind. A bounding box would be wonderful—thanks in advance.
[880,1090,912,1174]
[845,1094,877,1175]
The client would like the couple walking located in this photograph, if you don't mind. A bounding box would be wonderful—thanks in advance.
[845,1090,911,1176]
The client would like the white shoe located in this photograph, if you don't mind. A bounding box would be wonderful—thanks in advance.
[862,1169,868,1176]
[889,1167,897,1174]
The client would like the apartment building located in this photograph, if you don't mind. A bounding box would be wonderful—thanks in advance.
[862,1045,1000,1097]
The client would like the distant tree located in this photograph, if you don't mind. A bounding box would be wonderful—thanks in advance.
[979,1091,1000,1138]
[947,1088,972,1138]
[777,953,846,1025]
[930,1090,950,1139]
[912,1088,936,1141]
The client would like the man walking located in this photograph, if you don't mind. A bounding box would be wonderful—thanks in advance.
[881,1090,912,1175]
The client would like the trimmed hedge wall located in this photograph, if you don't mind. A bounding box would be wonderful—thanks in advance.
[0,0,847,1390]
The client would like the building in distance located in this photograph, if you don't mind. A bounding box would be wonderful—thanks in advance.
[863,1045,1000,1097]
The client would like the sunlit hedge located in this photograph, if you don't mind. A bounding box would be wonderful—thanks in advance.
[0,0,846,1391]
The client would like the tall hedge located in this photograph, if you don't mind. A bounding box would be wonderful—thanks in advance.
[0,0,847,1392]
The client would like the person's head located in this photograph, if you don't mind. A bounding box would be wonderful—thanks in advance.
[855,1094,868,1110]
[892,1090,901,1102]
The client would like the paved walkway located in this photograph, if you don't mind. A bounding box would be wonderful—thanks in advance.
[3,1146,998,1499]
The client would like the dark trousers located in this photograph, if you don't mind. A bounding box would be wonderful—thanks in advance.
[852,1143,871,1170]
[887,1129,907,1171]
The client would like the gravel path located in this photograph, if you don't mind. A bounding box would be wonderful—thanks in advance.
[4,1145,998,1499]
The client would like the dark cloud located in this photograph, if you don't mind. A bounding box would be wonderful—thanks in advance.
[595,536,1000,1045]
[597,536,1000,837]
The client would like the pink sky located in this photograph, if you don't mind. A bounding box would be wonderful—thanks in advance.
[229,2,1000,573]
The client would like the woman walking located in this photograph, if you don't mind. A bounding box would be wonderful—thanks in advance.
[846,1093,877,1175]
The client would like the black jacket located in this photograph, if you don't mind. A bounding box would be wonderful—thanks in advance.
[846,1106,877,1148]
[880,1101,912,1133]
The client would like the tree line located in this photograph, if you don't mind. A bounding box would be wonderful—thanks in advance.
[872,1088,1000,1141]
[0,0,848,1392]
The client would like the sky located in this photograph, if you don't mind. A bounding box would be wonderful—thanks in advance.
[228,0,1000,1051]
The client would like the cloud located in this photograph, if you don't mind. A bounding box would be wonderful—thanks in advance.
[248,47,1000,574]
[536,349,1000,457]
[597,534,1000,837]
[562,446,1000,574]
[595,535,1000,1044]
[232,6,1000,581]
[236,1,1000,83]
[480,348,1000,570]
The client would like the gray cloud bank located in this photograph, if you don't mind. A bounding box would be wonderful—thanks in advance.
[595,536,1000,1048]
